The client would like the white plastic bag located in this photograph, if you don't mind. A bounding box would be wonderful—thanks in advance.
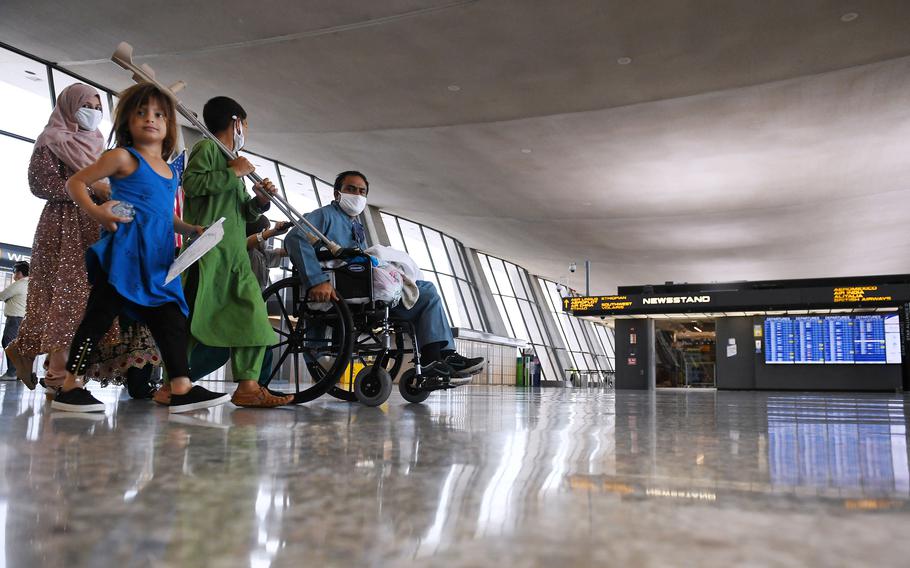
[365,245,423,282]
[372,261,404,307]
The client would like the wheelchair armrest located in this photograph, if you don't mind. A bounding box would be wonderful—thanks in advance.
[316,247,364,262]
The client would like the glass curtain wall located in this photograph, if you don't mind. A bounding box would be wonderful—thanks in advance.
[476,253,562,382]
[538,278,615,373]
[0,46,118,248]
[379,212,487,331]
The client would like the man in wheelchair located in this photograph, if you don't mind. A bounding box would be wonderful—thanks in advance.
[285,171,484,383]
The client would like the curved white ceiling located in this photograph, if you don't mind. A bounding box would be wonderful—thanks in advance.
[2,0,910,292]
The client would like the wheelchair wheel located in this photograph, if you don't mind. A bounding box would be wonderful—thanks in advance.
[328,327,405,403]
[262,277,354,404]
[354,328,406,378]
[354,366,392,407]
[398,368,431,404]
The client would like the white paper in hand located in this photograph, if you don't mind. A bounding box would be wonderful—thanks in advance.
[165,217,226,284]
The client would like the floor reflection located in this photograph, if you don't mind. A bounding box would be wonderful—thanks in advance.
[0,381,908,566]
[767,395,909,494]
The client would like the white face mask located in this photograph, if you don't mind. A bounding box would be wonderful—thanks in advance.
[75,107,103,131]
[337,193,367,217]
[232,118,245,151]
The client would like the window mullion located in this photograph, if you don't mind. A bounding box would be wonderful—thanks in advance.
[310,176,322,207]
[441,235,476,330]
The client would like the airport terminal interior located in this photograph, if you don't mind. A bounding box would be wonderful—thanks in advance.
[1,1,910,566]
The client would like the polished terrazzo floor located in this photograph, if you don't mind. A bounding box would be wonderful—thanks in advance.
[0,381,909,567]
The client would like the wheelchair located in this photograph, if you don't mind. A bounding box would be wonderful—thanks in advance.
[260,254,459,406]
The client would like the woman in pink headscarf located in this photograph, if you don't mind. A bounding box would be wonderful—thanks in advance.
[6,84,160,398]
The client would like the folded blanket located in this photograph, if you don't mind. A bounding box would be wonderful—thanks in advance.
[366,245,423,282]
[397,269,420,310]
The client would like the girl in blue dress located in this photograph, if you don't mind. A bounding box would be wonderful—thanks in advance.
[57,83,230,414]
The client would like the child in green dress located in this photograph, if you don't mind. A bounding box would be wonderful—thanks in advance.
[167,96,292,408]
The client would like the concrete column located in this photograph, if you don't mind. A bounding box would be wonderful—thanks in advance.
[647,318,656,391]
[363,204,389,247]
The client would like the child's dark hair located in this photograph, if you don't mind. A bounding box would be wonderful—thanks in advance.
[333,171,369,195]
[203,96,246,133]
[113,83,179,160]
[13,261,29,277]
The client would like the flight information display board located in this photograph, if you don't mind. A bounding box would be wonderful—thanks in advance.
[764,314,901,364]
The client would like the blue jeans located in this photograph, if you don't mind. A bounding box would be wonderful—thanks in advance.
[2,316,22,375]
[390,281,455,352]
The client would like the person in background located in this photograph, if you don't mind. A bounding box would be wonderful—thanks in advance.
[531,354,542,387]
[0,261,30,378]
[246,217,291,289]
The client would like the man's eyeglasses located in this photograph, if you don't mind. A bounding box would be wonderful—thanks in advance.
[339,184,368,196]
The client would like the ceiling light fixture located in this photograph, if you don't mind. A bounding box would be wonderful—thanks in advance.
[447,85,461,92]
[520,148,532,154]
[617,57,632,65]
[24,70,36,75]
[840,12,859,22]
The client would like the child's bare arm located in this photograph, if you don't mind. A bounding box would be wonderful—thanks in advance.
[66,149,134,231]
[173,215,204,237]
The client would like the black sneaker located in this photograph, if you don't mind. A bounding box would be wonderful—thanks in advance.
[126,367,157,399]
[445,353,485,377]
[420,361,472,389]
[127,383,157,400]
[448,375,473,386]
[51,388,105,413]
[169,386,231,414]
[420,361,453,390]
[423,360,453,379]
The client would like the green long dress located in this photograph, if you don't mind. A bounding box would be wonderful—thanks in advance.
[181,139,275,353]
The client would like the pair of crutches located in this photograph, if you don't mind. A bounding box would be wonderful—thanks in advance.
[110,42,344,257]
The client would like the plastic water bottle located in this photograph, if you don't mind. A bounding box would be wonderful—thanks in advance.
[112,201,135,220]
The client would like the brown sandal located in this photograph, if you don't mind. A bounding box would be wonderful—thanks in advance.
[4,343,36,390]
[231,385,294,408]
[153,384,171,405]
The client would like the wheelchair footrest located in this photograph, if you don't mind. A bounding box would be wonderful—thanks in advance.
[415,376,462,392]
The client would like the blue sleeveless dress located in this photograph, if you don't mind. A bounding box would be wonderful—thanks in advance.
[86,147,189,316]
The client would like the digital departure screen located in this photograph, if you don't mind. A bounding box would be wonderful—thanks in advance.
[764,314,901,364]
